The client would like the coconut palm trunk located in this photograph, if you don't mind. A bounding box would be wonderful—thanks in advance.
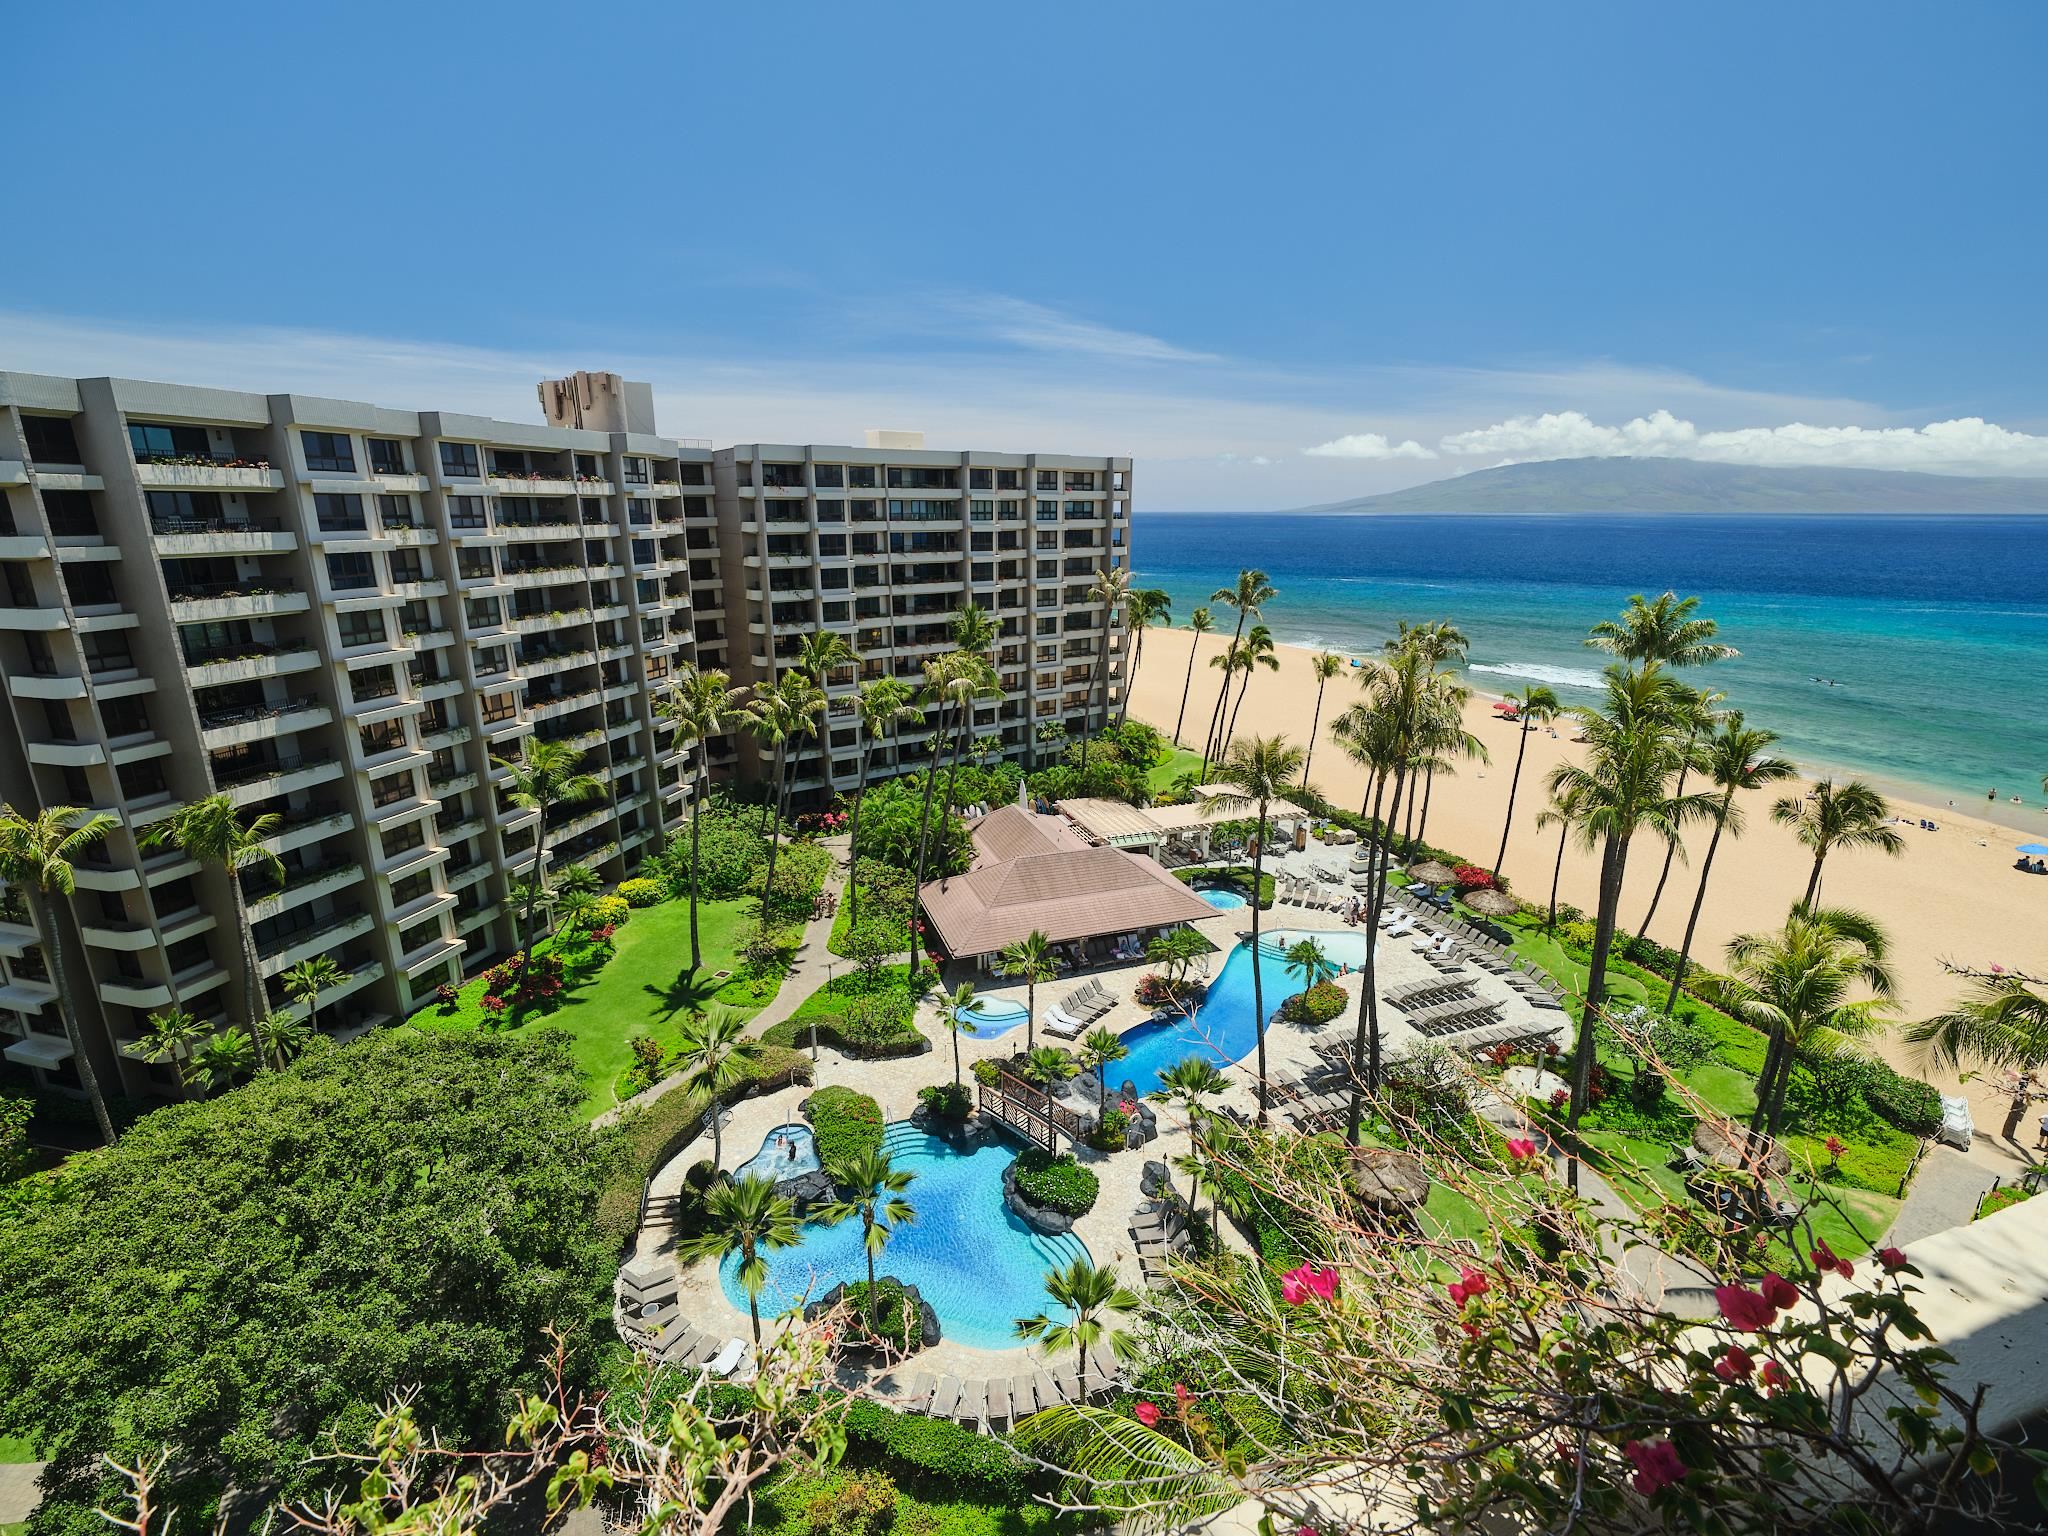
[1172,634,1201,747]
[906,701,952,977]
[1666,788,1734,1013]
[1633,758,1691,944]
[1249,814,1270,1123]
[1494,720,1532,878]
[1566,836,1631,1193]
[1803,853,1826,909]
[1546,816,1570,933]
[27,893,116,1144]
[1200,612,1250,779]
[1346,763,1405,1142]
[1302,675,1331,789]
[761,737,788,914]
[846,734,874,928]
[688,736,709,969]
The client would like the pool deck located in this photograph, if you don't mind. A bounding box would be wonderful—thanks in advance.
[624,834,1566,1391]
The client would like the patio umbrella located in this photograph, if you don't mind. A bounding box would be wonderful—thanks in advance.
[1407,860,1457,886]
[1463,887,1520,918]
[2016,842,2048,857]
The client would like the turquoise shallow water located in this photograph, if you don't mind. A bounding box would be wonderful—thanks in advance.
[1135,512,2048,826]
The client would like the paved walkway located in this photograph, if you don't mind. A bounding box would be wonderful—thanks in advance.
[0,1462,44,1526]
[1884,1144,2002,1249]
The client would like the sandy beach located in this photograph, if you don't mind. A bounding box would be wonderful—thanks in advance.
[1127,624,2048,1154]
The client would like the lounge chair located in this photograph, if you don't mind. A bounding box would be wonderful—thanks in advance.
[956,1378,988,1426]
[1043,1006,1085,1039]
[706,1338,748,1378]
[906,1370,938,1411]
[927,1375,962,1420]
[1030,1369,1069,1408]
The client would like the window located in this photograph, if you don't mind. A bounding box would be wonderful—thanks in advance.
[376,494,421,530]
[622,456,647,485]
[325,552,376,591]
[22,415,80,463]
[370,770,415,807]
[465,596,502,629]
[360,719,408,757]
[480,692,517,725]
[145,490,226,530]
[447,494,487,529]
[315,492,366,531]
[382,822,426,860]
[301,431,356,473]
[390,870,434,908]
[996,469,1022,490]
[814,464,844,488]
[847,465,877,488]
[969,468,993,490]
[368,438,406,474]
[337,609,387,648]
[1036,470,1059,491]
[397,917,442,956]
[353,666,399,704]
[457,550,495,581]
[128,422,210,461]
[815,499,844,523]
[439,442,481,478]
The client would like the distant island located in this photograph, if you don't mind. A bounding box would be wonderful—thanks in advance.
[1289,456,2048,514]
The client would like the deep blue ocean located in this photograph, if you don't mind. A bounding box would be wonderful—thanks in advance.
[1133,513,2048,824]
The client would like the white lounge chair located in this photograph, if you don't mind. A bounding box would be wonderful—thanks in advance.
[705,1337,748,1378]
[1043,1006,1085,1039]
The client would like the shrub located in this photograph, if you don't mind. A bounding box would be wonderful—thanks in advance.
[806,1085,884,1171]
[971,1059,1001,1088]
[768,968,929,1059]
[1978,1185,2035,1221]
[590,894,630,929]
[1280,980,1346,1025]
[1452,863,1496,891]
[839,1278,923,1354]
[799,1468,897,1536]
[1012,1148,1099,1216]
[617,877,664,908]
[851,776,972,874]
[916,1082,971,1120]
[1088,1106,1131,1151]
[837,1401,1033,1500]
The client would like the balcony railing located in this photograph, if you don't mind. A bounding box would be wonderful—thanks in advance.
[151,513,284,535]
[199,693,323,730]
[214,749,335,789]
[167,580,299,603]
[256,903,366,960]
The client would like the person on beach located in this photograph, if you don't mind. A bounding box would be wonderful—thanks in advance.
[2001,1073,2035,1142]
[2038,1108,2048,1153]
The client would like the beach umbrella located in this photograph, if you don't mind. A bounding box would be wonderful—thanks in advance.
[1464,887,1520,918]
[1407,860,1457,886]
[2015,842,2048,856]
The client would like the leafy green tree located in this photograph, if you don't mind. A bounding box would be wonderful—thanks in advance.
[1585,590,1740,669]
[677,1173,802,1347]
[1173,605,1213,748]
[0,803,120,1142]
[258,1009,315,1070]
[659,665,753,971]
[846,677,920,929]
[673,1006,760,1166]
[138,1007,209,1094]
[1200,569,1274,779]
[1080,1027,1130,1118]
[1537,782,1587,935]
[819,1148,917,1332]
[493,740,604,974]
[1771,777,1905,907]
[999,930,1058,1052]
[1284,936,1337,997]
[1218,624,1280,762]
[1492,684,1562,879]
[1015,1257,1141,1399]
[745,671,826,922]
[280,954,347,1040]
[0,1029,616,1536]
[1078,564,1132,771]
[184,1025,257,1095]
[1908,975,2048,1077]
[0,1093,31,1182]
[1144,927,1208,992]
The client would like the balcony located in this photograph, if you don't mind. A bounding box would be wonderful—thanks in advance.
[150,513,297,556]
[0,459,26,486]
[200,695,332,749]
[98,975,173,1010]
[246,859,364,921]
[167,580,310,623]
[0,530,49,559]
[25,737,107,768]
[487,473,582,497]
[0,603,67,631]
[135,456,286,493]
[217,750,346,803]
[185,641,320,686]
[258,907,374,974]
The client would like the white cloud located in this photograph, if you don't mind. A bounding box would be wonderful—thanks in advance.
[1438,409,2048,475]
[934,294,1220,364]
[1303,432,1437,461]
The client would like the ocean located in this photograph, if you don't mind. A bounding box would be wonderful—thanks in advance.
[1131,512,2048,828]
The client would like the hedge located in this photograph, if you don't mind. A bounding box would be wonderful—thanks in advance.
[701,1387,1034,1501]
[1012,1148,1099,1216]
[841,1278,922,1353]
[617,877,664,908]
[766,966,929,1059]
[594,1045,813,1246]
[1280,980,1347,1025]
[806,1085,885,1172]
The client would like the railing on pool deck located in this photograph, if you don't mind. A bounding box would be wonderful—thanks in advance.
[978,1068,1084,1151]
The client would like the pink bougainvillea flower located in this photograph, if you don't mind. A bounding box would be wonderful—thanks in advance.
[1714,1284,1778,1331]
[1713,1345,1755,1382]
[1132,1401,1161,1427]
[1459,1320,1479,1338]
[1305,1265,1340,1301]
[1549,1087,1570,1108]
[1458,1266,1490,1297]
[1282,1263,1337,1304]
[1297,1527,1318,1536]
[1760,1272,1800,1312]
[1622,1439,1687,1497]
[1448,1281,1468,1307]
[1173,1382,1193,1413]
[1507,1137,1538,1161]
[1758,1359,1791,1395]
[1810,1239,1854,1280]
[1876,1246,1908,1274]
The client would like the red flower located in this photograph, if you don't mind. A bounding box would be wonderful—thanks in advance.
[1282,1263,1339,1304]
[1758,1359,1791,1395]
[1459,1320,1479,1338]
[1448,1281,1467,1307]
[1760,1272,1800,1312]
[1458,1266,1490,1298]
[1875,1246,1908,1274]
[1712,1345,1755,1382]
[1714,1284,1777,1331]
[1507,1137,1538,1161]
[1622,1438,1687,1497]
[1810,1239,1853,1280]
[1823,1135,1845,1158]
[1173,1382,1193,1413]
[1548,1087,1570,1108]
[1132,1401,1160,1427]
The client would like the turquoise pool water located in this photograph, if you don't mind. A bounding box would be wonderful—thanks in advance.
[958,996,1029,1039]
[717,1122,1086,1349]
[732,1122,819,1183]
[1118,928,1375,1095]
[1198,887,1248,911]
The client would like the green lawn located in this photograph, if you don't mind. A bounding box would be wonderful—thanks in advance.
[408,897,778,1119]
[1148,744,1206,792]
[0,1435,35,1463]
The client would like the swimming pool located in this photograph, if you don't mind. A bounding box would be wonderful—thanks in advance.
[958,996,1029,1039]
[732,1122,820,1183]
[1117,928,1375,1096]
[718,1122,1085,1349]
[1197,887,1248,911]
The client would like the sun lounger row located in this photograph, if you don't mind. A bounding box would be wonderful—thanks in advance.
[906,1354,1119,1427]
[1409,999,1505,1038]
[1045,977,1117,1038]
[1386,976,1478,1011]
[1278,876,1342,909]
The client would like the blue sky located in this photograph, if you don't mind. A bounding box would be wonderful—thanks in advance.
[5,1,2046,507]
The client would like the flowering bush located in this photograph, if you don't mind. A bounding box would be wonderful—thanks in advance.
[1452,863,1497,891]
[589,895,629,929]
[1279,980,1347,1026]
[434,982,459,1009]
[480,951,567,1011]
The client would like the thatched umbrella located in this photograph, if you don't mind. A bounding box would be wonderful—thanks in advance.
[1407,860,1457,886]
[1463,887,1520,918]
[1692,1119,1791,1179]
[1346,1145,1431,1212]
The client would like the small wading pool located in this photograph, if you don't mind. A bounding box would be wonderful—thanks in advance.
[958,996,1030,1038]
[1197,886,1248,911]
[732,1122,820,1183]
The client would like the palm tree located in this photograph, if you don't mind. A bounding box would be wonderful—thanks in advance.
[936,981,982,1088]
[1283,936,1337,1000]
[1173,607,1213,748]
[795,629,856,690]
[1219,626,1280,761]
[1632,684,1723,945]
[999,930,1058,1052]
[138,1007,209,1095]
[1491,684,1561,878]
[280,955,346,1039]
[492,740,604,974]
[186,1026,257,1096]
[1206,734,1307,1123]
[1080,1026,1129,1119]
[1015,1257,1141,1400]
[1385,621,1471,853]
[1907,976,2048,1078]
[845,676,919,927]
[1772,777,1905,908]
[748,671,827,919]
[1665,715,1798,1012]
[1119,589,1171,726]
[1536,783,1587,935]
[1719,906,1895,1141]
[1407,667,1486,858]
[1543,664,1715,1188]
[1078,565,1133,771]
[141,794,284,1068]
[1585,591,1739,668]
[1200,570,1274,779]
[0,804,121,1143]
[1300,652,1347,788]
[1021,1044,1078,1149]
[674,1006,761,1168]
[1151,1055,1229,1131]
[820,1148,917,1332]
[676,1174,801,1347]
[259,1009,314,1069]
[659,665,752,971]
